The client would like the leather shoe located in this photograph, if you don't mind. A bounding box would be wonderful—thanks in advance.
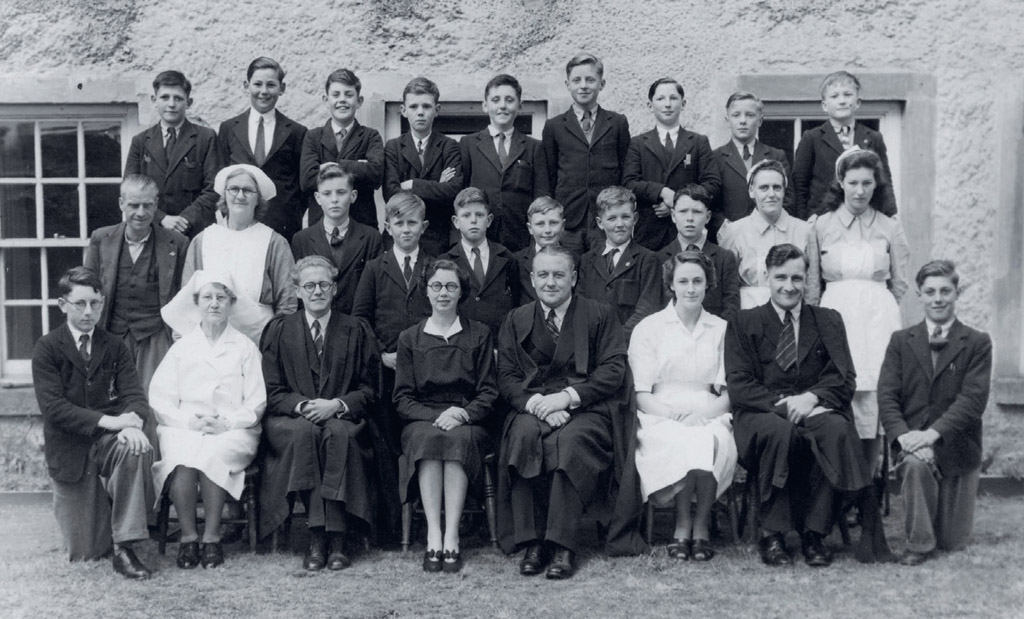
[422,549,443,573]
[518,543,548,576]
[201,542,224,568]
[304,534,328,571]
[176,541,201,569]
[327,535,351,570]
[691,539,716,562]
[801,531,833,567]
[112,544,152,580]
[900,550,931,566]
[442,549,462,574]
[545,547,575,580]
[760,533,792,566]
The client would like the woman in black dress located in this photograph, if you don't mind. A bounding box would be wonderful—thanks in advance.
[393,259,498,573]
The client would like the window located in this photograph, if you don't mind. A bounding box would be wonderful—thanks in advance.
[0,104,132,378]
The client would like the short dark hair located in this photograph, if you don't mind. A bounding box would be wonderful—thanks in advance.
[120,174,159,196]
[454,187,489,213]
[725,91,763,113]
[57,266,102,297]
[819,148,896,217]
[595,186,635,216]
[662,250,717,300]
[531,244,576,273]
[246,57,285,82]
[915,259,959,289]
[293,255,339,285]
[648,77,685,101]
[324,68,361,95]
[765,243,809,271]
[566,53,604,78]
[820,70,862,99]
[385,190,426,222]
[421,258,469,306]
[484,74,522,100]
[403,77,440,103]
[673,184,712,210]
[747,159,789,191]
[152,70,191,96]
[316,162,355,190]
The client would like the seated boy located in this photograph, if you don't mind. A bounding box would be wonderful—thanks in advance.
[300,68,385,228]
[513,197,566,304]
[384,77,463,256]
[576,186,661,335]
[792,71,896,219]
[292,164,384,314]
[657,184,740,322]
[125,69,220,237]
[32,267,155,579]
[439,187,521,338]
[878,260,991,566]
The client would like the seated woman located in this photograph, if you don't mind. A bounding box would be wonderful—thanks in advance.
[150,271,266,569]
[182,164,296,343]
[628,251,737,561]
[393,259,498,573]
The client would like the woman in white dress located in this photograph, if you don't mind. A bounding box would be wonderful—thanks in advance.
[150,272,266,569]
[812,148,909,462]
[182,164,296,343]
[628,250,737,561]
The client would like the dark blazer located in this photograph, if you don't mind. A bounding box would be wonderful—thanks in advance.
[543,107,631,232]
[351,250,434,354]
[83,222,189,331]
[792,122,896,219]
[460,129,549,252]
[218,110,308,241]
[384,132,462,254]
[576,242,663,334]
[512,245,537,304]
[711,140,794,238]
[623,128,722,249]
[439,241,521,338]
[878,321,991,477]
[291,220,384,315]
[657,239,740,322]
[300,119,385,228]
[124,119,221,236]
[32,324,149,483]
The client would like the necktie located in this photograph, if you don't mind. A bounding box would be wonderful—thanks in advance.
[929,325,948,352]
[742,144,752,170]
[335,127,348,155]
[581,109,593,134]
[78,333,91,364]
[165,127,177,158]
[775,311,797,372]
[403,255,413,288]
[686,244,700,252]
[839,125,853,149]
[545,309,560,341]
[497,132,508,167]
[472,247,485,285]
[417,138,425,166]
[664,131,674,153]
[312,319,324,361]
[330,226,343,247]
[606,247,619,274]
[254,117,267,166]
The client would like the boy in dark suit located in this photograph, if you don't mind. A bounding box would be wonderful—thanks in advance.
[460,73,549,253]
[879,260,991,566]
[623,78,721,250]
[543,53,630,253]
[384,77,463,256]
[576,186,661,336]
[792,71,897,219]
[300,68,385,228]
[711,92,794,240]
[513,197,566,304]
[292,164,383,314]
[32,267,155,578]
[218,57,308,241]
[439,187,520,338]
[125,70,220,237]
[657,184,740,322]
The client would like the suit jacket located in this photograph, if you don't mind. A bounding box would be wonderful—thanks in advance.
[124,119,221,236]
[384,132,462,253]
[878,320,991,477]
[543,107,631,231]
[300,119,385,228]
[439,241,521,338]
[623,128,722,249]
[657,239,740,322]
[351,250,434,353]
[792,122,896,219]
[576,242,663,335]
[32,324,150,483]
[291,220,384,315]
[512,245,537,303]
[218,110,308,241]
[460,129,549,252]
[711,140,794,238]
[83,222,189,331]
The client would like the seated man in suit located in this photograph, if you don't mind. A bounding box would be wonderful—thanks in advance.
[32,267,155,579]
[260,255,379,571]
[725,244,873,567]
[496,245,629,579]
[879,260,991,566]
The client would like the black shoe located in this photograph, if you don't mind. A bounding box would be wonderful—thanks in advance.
[760,533,792,566]
[666,538,692,560]
[545,546,575,580]
[691,539,716,562]
[112,544,152,580]
[442,549,463,574]
[327,535,351,571]
[900,550,931,566]
[422,549,443,573]
[176,541,201,569]
[518,543,548,576]
[201,542,224,568]
[304,533,328,571]
[801,531,833,567]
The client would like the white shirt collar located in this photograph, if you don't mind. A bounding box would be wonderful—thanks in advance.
[540,295,572,323]
[248,107,276,125]
[306,310,331,333]
[925,318,954,338]
[488,125,513,139]
[323,218,350,238]
[603,239,630,255]
[770,299,802,325]
[572,103,599,122]
[753,207,790,234]
[657,125,681,141]
[124,228,151,246]
[733,137,757,154]
[393,245,420,265]
[829,119,855,134]
[67,323,95,347]
[331,118,355,135]
[423,316,463,341]
[676,230,706,251]
[462,238,489,261]
[159,120,185,134]
[838,205,877,228]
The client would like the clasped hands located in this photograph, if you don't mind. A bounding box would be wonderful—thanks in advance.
[526,392,572,428]
[898,429,940,464]
[775,392,827,424]
[100,411,151,455]
[434,407,470,432]
[188,411,232,435]
[654,187,675,218]
[402,167,456,190]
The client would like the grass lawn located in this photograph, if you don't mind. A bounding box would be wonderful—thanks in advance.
[1,494,1022,619]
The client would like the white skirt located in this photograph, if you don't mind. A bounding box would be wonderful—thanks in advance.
[152,426,260,501]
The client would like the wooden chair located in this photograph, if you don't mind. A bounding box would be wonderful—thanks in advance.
[643,482,742,546]
[156,464,260,554]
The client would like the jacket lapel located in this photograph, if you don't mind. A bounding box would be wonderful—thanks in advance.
[590,108,614,147]
[144,125,169,171]
[338,121,365,161]
[504,132,527,171]
[99,224,125,305]
[167,120,197,175]
[908,322,934,382]
[59,324,89,376]
[759,302,780,352]
[319,119,339,159]
[820,124,845,156]
[797,305,822,364]
[231,114,256,162]
[933,321,966,381]
[334,223,364,276]
[474,130,503,174]
[318,315,351,393]
[381,251,409,290]
[562,110,590,146]
[421,133,443,174]
[641,131,669,176]
[153,227,180,305]
[722,141,748,181]
[264,111,290,162]
[86,329,109,379]
[400,133,423,174]
[666,130,693,175]
[483,250,509,291]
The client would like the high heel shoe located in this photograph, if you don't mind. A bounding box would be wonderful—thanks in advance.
[442,549,462,573]
[422,549,443,573]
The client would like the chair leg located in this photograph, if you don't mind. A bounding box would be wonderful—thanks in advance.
[246,490,258,552]
[401,502,412,552]
[743,475,760,545]
[483,455,499,550]
[882,440,891,516]
[157,494,171,555]
[726,486,741,544]
[645,502,654,545]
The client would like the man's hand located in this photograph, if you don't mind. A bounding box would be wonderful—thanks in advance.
[161,215,190,234]
[304,399,341,424]
[400,180,414,190]
[899,429,940,454]
[776,392,819,424]
[99,411,144,432]
[434,407,469,432]
[381,352,398,370]
[201,415,231,435]
[545,411,570,428]
[910,445,936,465]
[439,167,456,183]
[533,392,572,418]
[116,427,152,456]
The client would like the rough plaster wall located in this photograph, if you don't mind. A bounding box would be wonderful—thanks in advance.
[2,0,1024,475]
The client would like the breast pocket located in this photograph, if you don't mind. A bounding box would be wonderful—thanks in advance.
[508,160,535,191]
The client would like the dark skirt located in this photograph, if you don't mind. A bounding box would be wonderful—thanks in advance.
[398,421,492,503]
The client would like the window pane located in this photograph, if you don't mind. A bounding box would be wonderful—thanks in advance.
[85,184,122,234]
[48,305,64,336]
[47,247,85,297]
[0,184,37,239]
[800,118,827,134]
[3,248,41,299]
[5,306,42,360]
[84,121,122,178]
[40,122,78,178]
[42,184,80,239]
[0,121,35,178]
[760,121,794,165]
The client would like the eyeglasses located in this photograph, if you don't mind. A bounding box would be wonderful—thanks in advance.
[301,281,335,293]
[427,282,461,293]
[62,298,104,311]
[225,186,259,198]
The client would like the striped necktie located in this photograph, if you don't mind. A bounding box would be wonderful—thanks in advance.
[775,311,797,372]
[545,309,560,342]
